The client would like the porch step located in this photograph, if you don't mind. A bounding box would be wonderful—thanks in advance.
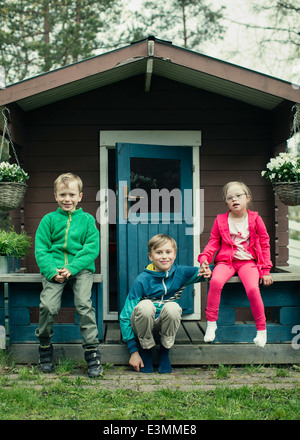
[7,322,300,365]
[8,342,299,365]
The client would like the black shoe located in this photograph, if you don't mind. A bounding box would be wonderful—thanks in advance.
[84,349,103,378]
[39,344,54,373]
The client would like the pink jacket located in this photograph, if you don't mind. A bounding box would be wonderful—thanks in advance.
[198,210,273,277]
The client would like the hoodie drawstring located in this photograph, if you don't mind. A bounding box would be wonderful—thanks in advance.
[159,271,169,306]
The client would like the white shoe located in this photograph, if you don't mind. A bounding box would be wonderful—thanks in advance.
[254,330,267,347]
[204,321,217,342]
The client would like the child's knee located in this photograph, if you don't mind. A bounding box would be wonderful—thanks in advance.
[245,286,261,301]
[161,302,182,319]
[40,302,60,316]
[209,277,225,292]
[134,299,156,319]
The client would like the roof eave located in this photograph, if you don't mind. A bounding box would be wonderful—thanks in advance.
[0,40,149,106]
[0,37,299,112]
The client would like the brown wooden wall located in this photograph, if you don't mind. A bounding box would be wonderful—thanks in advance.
[8,75,289,287]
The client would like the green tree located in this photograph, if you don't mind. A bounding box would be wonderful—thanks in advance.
[225,1,300,80]
[0,0,121,83]
[126,0,226,49]
[251,1,300,55]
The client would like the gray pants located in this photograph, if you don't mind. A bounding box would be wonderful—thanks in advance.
[36,270,99,349]
[130,299,182,350]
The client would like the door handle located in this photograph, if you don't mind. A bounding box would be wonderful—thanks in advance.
[123,186,144,219]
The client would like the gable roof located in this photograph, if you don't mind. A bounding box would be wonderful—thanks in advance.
[0,36,299,112]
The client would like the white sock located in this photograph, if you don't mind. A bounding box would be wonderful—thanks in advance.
[204,321,217,342]
[254,330,267,348]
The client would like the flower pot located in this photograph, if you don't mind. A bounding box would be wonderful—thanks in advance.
[0,325,5,349]
[0,255,8,274]
[272,182,300,206]
[0,182,27,210]
[0,256,21,274]
[8,256,21,273]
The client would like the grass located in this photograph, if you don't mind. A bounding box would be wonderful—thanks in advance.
[0,382,299,420]
[0,351,299,420]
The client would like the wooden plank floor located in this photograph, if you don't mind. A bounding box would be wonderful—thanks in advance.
[103,321,204,345]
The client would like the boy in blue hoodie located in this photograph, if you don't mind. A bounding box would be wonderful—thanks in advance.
[119,234,211,374]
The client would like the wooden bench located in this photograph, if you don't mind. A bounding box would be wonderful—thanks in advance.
[0,273,103,347]
[201,267,300,344]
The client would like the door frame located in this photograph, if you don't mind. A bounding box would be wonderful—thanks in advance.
[99,130,202,320]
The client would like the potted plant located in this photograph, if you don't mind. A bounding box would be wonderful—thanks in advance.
[0,228,31,274]
[0,162,29,210]
[261,152,300,206]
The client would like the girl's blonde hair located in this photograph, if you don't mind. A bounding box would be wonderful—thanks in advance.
[148,234,177,253]
[222,181,252,207]
[54,173,83,193]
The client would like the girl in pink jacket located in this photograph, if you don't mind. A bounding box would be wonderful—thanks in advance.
[198,181,273,347]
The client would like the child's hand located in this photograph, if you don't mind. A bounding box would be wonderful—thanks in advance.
[53,273,66,283]
[53,268,71,283]
[260,275,273,286]
[58,268,72,279]
[198,261,211,278]
[129,351,144,372]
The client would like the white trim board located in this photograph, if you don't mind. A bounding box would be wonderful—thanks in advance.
[99,130,202,320]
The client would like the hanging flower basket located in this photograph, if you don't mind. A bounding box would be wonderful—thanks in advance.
[0,108,29,210]
[0,181,27,210]
[272,181,300,206]
[261,152,300,206]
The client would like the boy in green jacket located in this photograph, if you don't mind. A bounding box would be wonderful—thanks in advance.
[35,173,102,377]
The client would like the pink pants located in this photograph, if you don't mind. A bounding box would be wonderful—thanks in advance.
[206,260,266,330]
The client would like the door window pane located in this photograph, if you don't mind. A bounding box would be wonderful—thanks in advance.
[130,158,180,213]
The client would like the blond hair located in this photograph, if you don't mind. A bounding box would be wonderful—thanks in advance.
[148,234,177,253]
[222,181,252,207]
[54,173,83,193]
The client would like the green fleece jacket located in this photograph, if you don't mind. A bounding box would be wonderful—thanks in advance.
[35,208,99,281]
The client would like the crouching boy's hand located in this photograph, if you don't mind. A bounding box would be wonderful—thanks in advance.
[129,351,144,372]
[198,261,211,278]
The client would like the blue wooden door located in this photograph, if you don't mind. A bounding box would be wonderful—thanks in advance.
[116,143,194,314]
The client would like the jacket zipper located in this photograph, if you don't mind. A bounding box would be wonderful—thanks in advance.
[159,271,169,305]
[63,212,72,266]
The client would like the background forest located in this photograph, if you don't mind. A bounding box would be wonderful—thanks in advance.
[0,0,299,85]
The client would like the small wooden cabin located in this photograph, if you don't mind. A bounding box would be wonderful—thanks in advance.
[0,37,299,365]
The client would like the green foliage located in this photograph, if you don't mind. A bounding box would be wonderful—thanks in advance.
[0,0,122,82]
[0,228,31,257]
[0,0,226,84]
[0,382,299,420]
[0,361,299,420]
[215,364,232,379]
[130,0,226,49]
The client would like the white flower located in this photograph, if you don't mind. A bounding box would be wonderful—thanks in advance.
[262,152,300,183]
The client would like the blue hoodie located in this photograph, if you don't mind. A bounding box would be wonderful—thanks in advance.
[119,263,206,354]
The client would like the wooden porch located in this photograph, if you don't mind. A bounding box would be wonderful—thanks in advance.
[2,268,300,366]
